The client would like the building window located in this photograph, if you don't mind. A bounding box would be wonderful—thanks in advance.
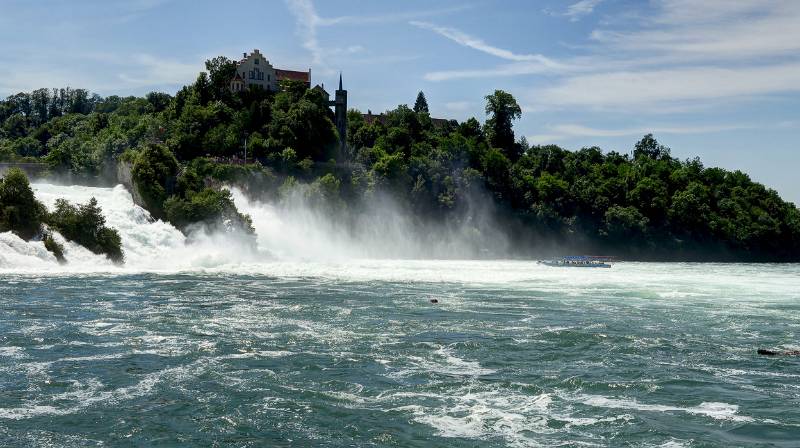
[268,75,270,81]
[249,70,254,79]
[255,59,259,65]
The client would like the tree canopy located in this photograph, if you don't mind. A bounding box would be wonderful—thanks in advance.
[413,91,429,114]
[1,58,798,261]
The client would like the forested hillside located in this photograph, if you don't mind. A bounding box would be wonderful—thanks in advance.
[1,56,799,260]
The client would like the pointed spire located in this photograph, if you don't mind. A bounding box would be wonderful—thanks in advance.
[338,72,343,90]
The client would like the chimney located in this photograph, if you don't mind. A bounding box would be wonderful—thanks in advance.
[243,52,247,58]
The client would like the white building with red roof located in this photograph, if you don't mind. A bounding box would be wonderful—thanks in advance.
[230,49,310,92]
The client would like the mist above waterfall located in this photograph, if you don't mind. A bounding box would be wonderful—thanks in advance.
[232,184,510,261]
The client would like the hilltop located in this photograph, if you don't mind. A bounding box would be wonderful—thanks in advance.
[1,56,799,261]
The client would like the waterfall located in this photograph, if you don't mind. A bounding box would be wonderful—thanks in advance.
[0,183,262,273]
[1,181,505,274]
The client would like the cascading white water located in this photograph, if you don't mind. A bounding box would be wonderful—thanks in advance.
[229,186,508,261]
[1,181,506,274]
[0,183,266,273]
[2,182,800,298]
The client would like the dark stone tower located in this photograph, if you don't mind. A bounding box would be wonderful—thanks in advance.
[333,73,347,156]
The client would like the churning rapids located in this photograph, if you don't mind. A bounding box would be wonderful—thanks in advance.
[1,183,800,446]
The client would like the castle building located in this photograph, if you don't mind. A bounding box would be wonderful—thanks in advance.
[229,49,310,92]
[230,49,348,154]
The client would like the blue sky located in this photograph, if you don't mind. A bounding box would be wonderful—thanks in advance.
[1,0,798,203]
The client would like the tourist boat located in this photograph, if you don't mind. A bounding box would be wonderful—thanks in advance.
[538,256,614,268]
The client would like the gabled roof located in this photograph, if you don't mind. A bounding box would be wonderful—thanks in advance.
[275,69,310,83]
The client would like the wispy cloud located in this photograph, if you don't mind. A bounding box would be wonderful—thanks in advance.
[420,0,800,115]
[117,54,201,87]
[284,1,471,75]
[318,5,472,26]
[444,101,472,113]
[284,0,326,69]
[0,50,201,96]
[423,60,572,81]
[529,122,755,143]
[590,1,800,60]
[411,21,558,64]
[563,0,603,22]
[538,63,800,109]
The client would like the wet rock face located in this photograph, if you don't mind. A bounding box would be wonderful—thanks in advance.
[116,161,145,208]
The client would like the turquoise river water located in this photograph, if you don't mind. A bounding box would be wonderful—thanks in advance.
[1,183,799,446]
[1,262,800,447]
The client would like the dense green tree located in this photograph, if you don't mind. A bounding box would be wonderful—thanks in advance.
[204,56,237,102]
[164,187,253,234]
[484,90,522,160]
[47,198,123,263]
[604,206,649,239]
[413,91,429,113]
[0,168,46,239]
[634,133,671,160]
[131,143,179,217]
[3,61,799,260]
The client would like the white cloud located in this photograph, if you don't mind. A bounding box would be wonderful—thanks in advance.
[318,5,472,26]
[284,0,326,69]
[563,0,603,22]
[0,51,201,96]
[117,54,201,87]
[538,63,800,109]
[529,122,753,143]
[284,1,471,75]
[410,21,562,66]
[444,101,472,112]
[423,60,571,81]
[590,1,800,60]
[418,0,800,115]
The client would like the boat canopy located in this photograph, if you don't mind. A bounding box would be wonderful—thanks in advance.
[562,255,615,261]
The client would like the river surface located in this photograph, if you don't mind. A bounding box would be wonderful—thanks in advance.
[2,262,800,447]
[1,184,800,446]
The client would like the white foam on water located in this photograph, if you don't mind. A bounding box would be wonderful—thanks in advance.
[391,387,558,448]
[386,345,496,379]
[0,182,796,303]
[576,394,753,422]
[0,346,27,359]
[658,440,692,448]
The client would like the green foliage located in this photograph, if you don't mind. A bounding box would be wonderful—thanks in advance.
[484,90,522,160]
[413,91,429,113]
[164,187,252,233]
[43,232,66,264]
[0,168,46,239]
[131,143,178,217]
[47,198,124,263]
[604,206,649,239]
[305,173,343,209]
[2,62,799,260]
